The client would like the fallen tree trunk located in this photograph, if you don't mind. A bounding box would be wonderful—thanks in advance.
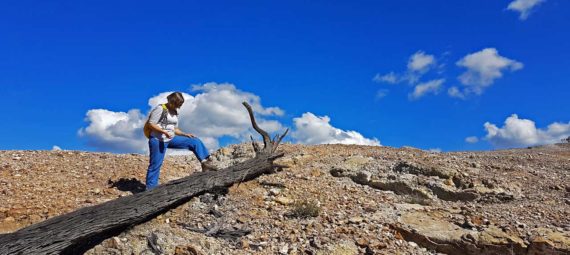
[0,102,288,255]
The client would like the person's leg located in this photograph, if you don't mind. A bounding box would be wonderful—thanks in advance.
[145,137,167,190]
[168,136,210,161]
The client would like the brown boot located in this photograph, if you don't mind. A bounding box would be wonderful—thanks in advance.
[201,159,219,171]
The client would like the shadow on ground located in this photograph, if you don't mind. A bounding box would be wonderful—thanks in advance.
[108,178,146,194]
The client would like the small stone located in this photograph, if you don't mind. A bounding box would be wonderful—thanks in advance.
[237,216,249,223]
[408,241,418,247]
[279,244,289,254]
[349,217,364,224]
[275,197,293,205]
[240,239,250,249]
[109,237,121,249]
[174,245,200,255]
[269,188,281,196]
[355,238,368,247]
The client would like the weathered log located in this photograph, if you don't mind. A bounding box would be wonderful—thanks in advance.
[0,102,288,255]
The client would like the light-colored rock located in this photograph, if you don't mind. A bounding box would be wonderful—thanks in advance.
[528,228,570,255]
[275,197,294,206]
[316,240,359,255]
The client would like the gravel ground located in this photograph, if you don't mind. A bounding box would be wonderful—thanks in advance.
[1,143,569,254]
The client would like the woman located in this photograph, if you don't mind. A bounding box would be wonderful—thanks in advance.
[145,92,217,190]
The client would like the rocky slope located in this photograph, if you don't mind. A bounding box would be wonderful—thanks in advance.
[1,143,569,254]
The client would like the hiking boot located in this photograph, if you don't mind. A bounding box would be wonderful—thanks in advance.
[201,160,219,171]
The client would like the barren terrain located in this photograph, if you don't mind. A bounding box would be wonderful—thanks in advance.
[1,143,569,254]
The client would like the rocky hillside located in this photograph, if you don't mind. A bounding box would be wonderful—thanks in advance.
[1,143,569,254]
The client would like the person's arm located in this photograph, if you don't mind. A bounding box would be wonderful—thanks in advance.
[150,123,173,138]
[175,128,195,138]
[147,106,172,138]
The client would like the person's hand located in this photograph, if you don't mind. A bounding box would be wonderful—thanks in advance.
[163,131,173,139]
[185,133,196,138]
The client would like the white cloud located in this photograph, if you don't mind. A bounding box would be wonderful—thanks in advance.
[373,72,398,84]
[507,0,545,20]
[373,51,437,85]
[80,83,383,153]
[405,51,437,84]
[291,112,380,146]
[465,136,479,143]
[408,51,436,73]
[483,114,570,148]
[409,79,445,100]
[78,109,147,153]
[448,86,466,99]
[52,145,62,151]
[456,48,523,95]
[428,148,442,153]
[79,83,285,153]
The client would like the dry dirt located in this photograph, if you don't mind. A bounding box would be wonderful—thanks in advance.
[1,143,569,254]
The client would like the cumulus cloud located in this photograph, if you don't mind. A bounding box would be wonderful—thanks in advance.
[78,109,147,153]
[52,145,62,151]
[456,48,523,95]
[291,112,380,146]
[80,82,383,153]
[408,51,436,73]
[507,0,545,20]
[483,114,570,148]
[409,79,445,100]
[79,83,285,153]
[373,51,437,85]
[465,136,479,143]
[373,72,398,84]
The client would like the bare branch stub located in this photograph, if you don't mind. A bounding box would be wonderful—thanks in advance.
[273,129,289,153]
[250,135,261,153]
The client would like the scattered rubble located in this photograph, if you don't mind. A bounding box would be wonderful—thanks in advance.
[0,143,569,254]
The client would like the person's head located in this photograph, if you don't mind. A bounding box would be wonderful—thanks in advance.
[166,92,185,110]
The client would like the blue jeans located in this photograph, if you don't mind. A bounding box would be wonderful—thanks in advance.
[145,135,210,190]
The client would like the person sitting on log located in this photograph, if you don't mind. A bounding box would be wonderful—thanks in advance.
[143,91,217,190]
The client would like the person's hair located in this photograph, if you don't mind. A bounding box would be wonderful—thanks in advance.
[166,92,185,114]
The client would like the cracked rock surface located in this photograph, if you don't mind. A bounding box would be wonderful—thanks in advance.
[1,143,569,254]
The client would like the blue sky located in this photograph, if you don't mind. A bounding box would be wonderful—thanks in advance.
[1,0,569,153]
